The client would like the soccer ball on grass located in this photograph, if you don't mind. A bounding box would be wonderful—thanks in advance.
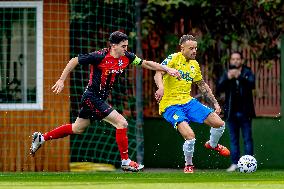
[237,155,257,173]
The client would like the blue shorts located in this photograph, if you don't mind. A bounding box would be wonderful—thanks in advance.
[162,98,214,129]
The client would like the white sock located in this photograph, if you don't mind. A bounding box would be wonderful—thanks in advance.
[209,125,225,148]
[183,138,195,165]
[121,158,131,165]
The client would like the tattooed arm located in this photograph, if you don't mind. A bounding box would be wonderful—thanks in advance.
[195,79,221,115]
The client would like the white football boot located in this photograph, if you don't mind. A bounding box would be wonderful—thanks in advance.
[226,164,238,172]
[30,132,44,156]
[121,159,144,172]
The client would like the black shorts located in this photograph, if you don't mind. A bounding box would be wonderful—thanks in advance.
[78,94,114,121]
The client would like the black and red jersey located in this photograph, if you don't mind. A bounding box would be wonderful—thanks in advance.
[78,48,142,100]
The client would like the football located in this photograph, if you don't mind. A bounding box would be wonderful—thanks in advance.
[237,155,257,173]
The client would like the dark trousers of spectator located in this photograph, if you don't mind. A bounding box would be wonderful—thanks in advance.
[227,112,254,164]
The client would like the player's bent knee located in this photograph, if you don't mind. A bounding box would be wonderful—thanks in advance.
[72,118,90,134]
[116,119,128,129]
[73,127,85,134]
[72,124,86,134]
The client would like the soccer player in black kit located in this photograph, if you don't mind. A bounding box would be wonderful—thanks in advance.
[30,31,180,172]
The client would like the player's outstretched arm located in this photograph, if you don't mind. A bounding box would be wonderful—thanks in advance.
[195,79,221,115]
[141,60,181,79]
[154,71,165,103]
[52,57,79,94]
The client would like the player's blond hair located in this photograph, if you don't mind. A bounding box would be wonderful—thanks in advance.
[179,35,196,45]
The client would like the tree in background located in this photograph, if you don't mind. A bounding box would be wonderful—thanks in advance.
[141,0,283,77]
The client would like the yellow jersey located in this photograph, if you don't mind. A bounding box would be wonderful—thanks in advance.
[159,52,203,114]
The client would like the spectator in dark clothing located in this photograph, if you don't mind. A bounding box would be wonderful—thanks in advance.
[217,51,256,172]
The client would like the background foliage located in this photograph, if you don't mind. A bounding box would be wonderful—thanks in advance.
[142,0,283,78]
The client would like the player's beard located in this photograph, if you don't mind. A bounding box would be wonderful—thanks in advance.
[190,54,196,60]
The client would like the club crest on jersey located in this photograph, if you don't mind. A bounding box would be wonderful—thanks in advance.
[118,59,123,67]
[173,114,179,120]
[190,65,196,77]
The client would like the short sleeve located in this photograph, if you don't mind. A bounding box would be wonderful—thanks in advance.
[161,54,174,67]
[125,51,143,66]
[193,62,203,82]
[78,51,104,66]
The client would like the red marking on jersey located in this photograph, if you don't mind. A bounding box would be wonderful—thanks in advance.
[88,64,94,85]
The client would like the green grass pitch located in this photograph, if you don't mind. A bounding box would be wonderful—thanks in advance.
[0,170,284,189]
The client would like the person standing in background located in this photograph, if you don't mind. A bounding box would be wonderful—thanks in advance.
[217,51,256,172]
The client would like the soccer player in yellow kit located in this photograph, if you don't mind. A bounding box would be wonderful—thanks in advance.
[154,35,230,173]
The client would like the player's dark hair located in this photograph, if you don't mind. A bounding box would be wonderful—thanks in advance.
[179,34,196,45]
[109,31,128,44]
[230,51,243,59]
